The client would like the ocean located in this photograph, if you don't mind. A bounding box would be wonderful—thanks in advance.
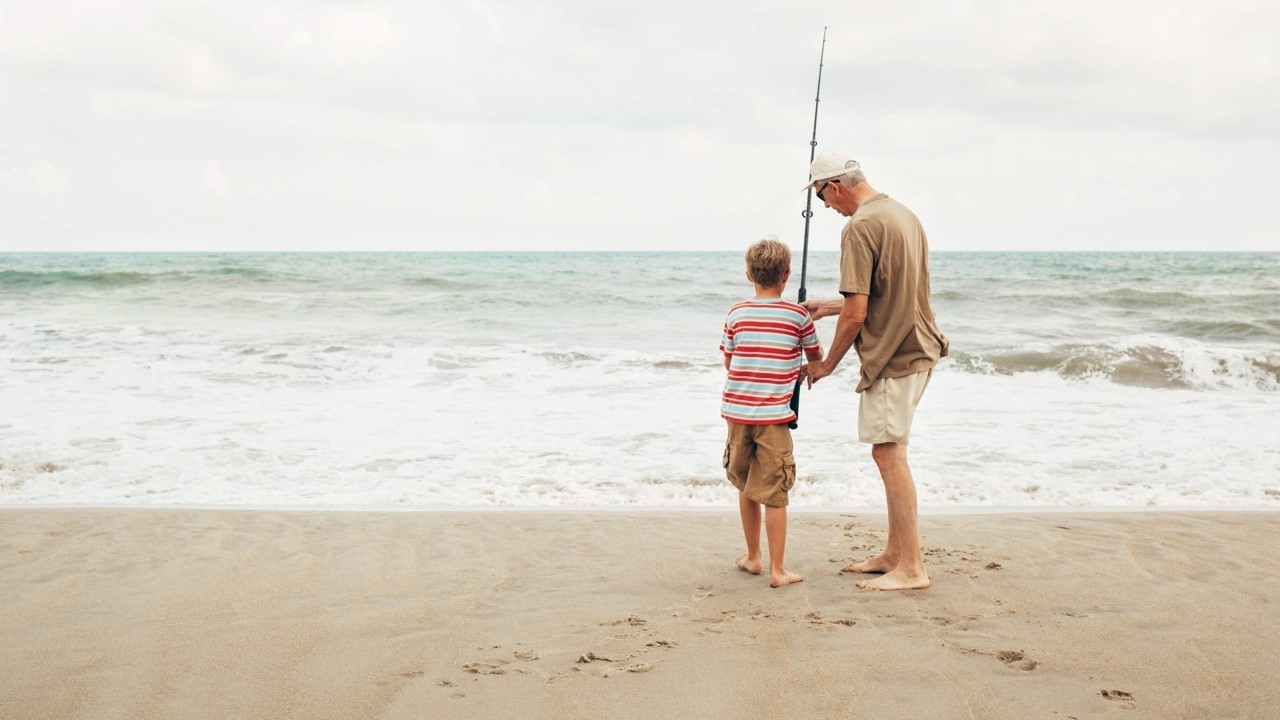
[1,251,1277,510]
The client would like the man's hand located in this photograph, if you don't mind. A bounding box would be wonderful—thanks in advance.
[801,299,840,321]
[804,360,833,388]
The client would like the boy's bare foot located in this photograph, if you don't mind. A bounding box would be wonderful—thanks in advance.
[856,567,930,591]
[770,571,804,588]
[841,552,898,574]
[736,554,762,575]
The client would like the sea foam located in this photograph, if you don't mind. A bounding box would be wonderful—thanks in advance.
[2,251,1277,510]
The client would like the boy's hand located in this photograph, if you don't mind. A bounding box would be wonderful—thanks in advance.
[805,360,833,388]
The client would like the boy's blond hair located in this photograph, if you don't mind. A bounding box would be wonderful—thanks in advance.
[745,238,791,288]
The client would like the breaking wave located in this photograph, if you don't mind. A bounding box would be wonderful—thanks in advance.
[950,342,1280,391]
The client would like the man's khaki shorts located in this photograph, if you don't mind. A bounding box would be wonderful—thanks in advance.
[858,369,933,445]
[723,421,795,508]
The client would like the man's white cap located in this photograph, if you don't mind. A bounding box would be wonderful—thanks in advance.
[803,150,860,190]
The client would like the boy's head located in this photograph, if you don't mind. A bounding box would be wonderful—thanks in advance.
[745,238,791,289]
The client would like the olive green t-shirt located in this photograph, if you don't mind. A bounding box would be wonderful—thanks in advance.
[838,194,949,392]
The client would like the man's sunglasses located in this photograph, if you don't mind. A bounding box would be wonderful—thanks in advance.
[815,180,836,202]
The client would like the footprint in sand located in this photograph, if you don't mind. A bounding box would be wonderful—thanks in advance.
[601,615,648,627]
[462,659,510,675]
[995,650,1039,671]
[575,648,664,678]
[577,641,671,666]
[805,611,857,628]
[577,651,621,664]
[462,649,542,677]
[1101,689,1136,706]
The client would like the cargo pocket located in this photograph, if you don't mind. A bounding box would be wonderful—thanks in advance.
[780,452,796,492]
[723,442,747,491]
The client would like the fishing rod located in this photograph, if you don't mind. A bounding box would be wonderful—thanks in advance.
[789,26,827,430]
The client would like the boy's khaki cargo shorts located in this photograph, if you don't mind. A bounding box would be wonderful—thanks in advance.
[723,421,796,508]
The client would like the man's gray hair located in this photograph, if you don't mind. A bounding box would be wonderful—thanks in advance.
[836,168,866,187]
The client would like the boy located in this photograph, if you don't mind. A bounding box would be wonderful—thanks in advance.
[720,238,823,588]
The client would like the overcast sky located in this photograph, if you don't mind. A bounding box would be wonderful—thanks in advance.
[2,1,1278,252]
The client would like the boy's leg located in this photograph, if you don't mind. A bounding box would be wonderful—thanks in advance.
[749,424,801,587]
[726,422,762,574]
[764,504,802,587]
[736,492,762,574]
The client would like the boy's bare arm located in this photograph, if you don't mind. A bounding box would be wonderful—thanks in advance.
[724,353,732,370]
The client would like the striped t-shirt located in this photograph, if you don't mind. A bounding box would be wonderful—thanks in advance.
[720,298,821,425]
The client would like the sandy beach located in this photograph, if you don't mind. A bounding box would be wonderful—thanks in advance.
[1,509,1276,720]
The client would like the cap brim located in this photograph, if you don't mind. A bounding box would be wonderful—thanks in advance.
[800,170,845,192]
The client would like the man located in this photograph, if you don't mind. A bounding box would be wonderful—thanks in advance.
[801,150,948,591]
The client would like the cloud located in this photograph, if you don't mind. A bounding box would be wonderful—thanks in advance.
[0,0,1277,251]
[0,160,69,197]
[202,159,230,199]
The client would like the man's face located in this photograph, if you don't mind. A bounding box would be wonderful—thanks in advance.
[815,180,832,203]
[815,180,855,217]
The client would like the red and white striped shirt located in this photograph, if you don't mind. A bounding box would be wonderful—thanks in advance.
[720,299,821,425]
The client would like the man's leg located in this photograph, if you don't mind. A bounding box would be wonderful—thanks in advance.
[844,379,899,573]
[736,492,762,574]
[842,508,899,573]
[857,442,930,590]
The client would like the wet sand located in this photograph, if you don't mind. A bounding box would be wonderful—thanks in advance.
[1,509,1277,719]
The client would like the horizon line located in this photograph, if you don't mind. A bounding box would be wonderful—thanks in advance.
[2,248,1278,255]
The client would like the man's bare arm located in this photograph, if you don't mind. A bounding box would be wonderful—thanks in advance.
[801,298,845,321]
[806,293,868,386]
[824,293,868,369]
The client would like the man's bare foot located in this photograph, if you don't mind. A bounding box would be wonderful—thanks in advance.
[736,554,762,575]
[841,553,898,574]
[770,571,804,588]
[856,567,930,591]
